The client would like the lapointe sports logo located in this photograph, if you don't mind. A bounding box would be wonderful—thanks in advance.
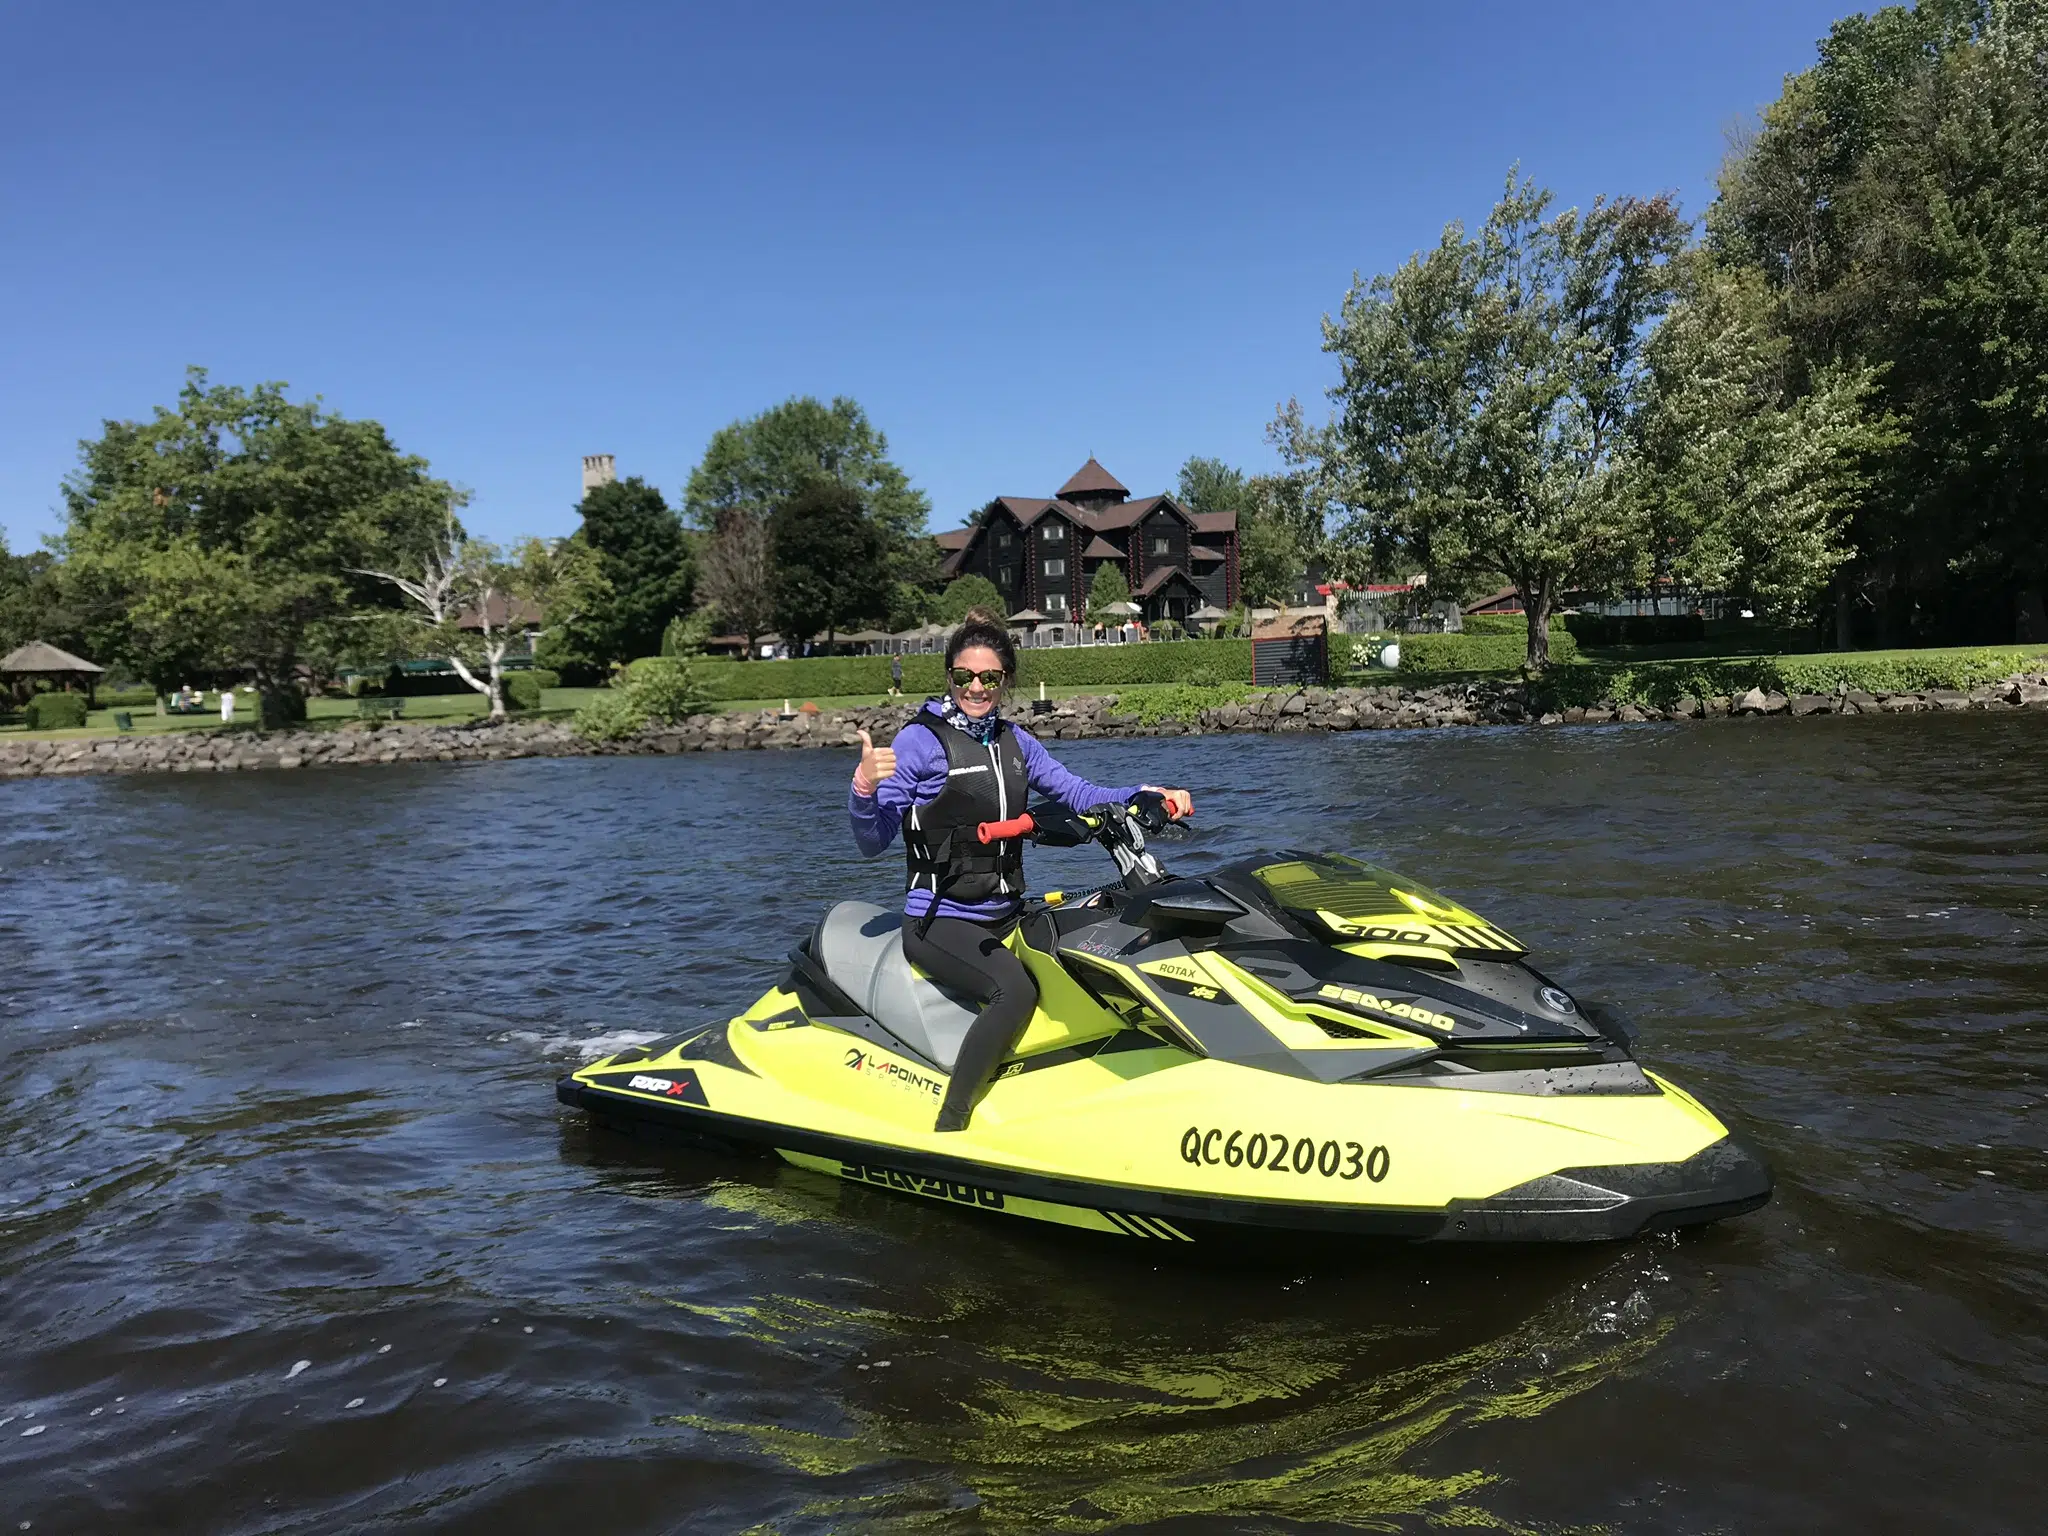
[843,1047,944,1098]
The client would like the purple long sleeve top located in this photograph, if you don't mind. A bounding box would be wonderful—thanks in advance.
[849,701,1142,921]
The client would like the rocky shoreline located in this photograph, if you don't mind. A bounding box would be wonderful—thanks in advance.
[5,671,2046,781]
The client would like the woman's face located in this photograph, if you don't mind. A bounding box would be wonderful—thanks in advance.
[948,644,1007,718]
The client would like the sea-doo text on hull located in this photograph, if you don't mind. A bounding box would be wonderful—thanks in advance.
[558,800,1771,1244]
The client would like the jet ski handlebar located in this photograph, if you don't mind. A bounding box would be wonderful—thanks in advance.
[976,793,1187,847]
[976,813,1036,844]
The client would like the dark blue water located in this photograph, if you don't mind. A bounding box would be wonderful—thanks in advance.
[4,714,2045,1533]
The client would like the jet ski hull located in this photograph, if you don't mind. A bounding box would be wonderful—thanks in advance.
[556,1007,1772,1245]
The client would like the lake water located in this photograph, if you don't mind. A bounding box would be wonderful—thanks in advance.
[4,715,2045,1533]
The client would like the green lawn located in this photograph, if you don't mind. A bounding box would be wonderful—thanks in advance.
[0,687,609,741]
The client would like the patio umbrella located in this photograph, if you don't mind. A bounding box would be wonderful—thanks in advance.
[1103,600,1141,617]
[1008,609,1046,624]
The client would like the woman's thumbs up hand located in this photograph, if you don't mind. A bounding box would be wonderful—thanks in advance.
[853,728,896,797]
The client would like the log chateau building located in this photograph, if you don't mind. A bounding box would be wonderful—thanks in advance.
[935,458,1239,626]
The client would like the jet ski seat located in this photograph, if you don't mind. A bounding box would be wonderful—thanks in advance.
[813,902,984,1071]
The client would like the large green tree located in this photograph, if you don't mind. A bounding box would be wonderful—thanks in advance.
[1275,173,1690,667]
[546,476,692,679]
[0,535,87,659]
[685,396,936,628]
[61,369,452,721]
[935,573,1004,625]
[1627,258,1902,624]
[1710,0,2048,641]
[768,480,890,650]
[1177,457,1320,610]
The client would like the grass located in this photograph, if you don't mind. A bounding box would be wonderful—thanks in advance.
[0,687,610,741]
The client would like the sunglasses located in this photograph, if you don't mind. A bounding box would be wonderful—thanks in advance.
[949,667,1007,689]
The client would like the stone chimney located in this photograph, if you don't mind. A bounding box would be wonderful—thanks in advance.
[581,454,617,495]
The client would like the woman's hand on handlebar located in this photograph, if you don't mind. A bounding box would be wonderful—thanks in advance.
[852,729,896,797]
[1141,785,1193,820]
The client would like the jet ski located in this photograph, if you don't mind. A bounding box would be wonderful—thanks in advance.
[558,797,1771,1244]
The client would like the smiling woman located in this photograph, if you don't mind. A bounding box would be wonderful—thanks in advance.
[849,615,1191,1131]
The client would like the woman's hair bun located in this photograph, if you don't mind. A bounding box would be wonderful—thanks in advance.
[944,613,1019,677]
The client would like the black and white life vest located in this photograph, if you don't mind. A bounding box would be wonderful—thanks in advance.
[902,711,1031,906]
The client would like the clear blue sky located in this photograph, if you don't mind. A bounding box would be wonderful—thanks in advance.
[1,0,1853,547]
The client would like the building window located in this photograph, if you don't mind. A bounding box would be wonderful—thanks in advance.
[1152,536,1170,555]
[997,566,1013,589]
[1042,523,1064,543]
[1045,593,1069,615]
[996,528,1014,550]
[1043,558,1065,578]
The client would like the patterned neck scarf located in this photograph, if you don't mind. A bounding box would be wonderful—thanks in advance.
[938,695,1003,745]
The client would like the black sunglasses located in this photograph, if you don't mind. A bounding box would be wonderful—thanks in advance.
[948,667,1007,689]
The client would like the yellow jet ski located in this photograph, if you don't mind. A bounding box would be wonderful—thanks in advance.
[558,798,1770,1244]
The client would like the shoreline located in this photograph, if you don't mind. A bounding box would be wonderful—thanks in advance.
[5,671,2046,781]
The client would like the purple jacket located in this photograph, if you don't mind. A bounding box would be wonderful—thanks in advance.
[849,701,1142,921]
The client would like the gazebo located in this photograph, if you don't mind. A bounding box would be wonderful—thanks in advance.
[1,641,105,707]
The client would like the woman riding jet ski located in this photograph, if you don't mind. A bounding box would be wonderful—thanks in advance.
[848,616,1194,1132]
[558,618,1772,1246]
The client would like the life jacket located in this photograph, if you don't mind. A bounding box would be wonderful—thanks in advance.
[902,709,1031,908]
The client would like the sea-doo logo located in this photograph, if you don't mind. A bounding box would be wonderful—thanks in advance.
[843,1047,944,1098]
[1318,983,1455,1031]
[840,1161,1004,1209]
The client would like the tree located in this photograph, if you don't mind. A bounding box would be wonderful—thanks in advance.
[769,480,890,650]
[697,505,776,654]
[1709,0,2048,641]
[685,395,934,613]
[1176,457,1247,517]
[935,573,1004,625]
[1275,172,1690,667]
[1627,259,1901,625]
[544,477,691,680]
[357,516,607,720]
[686,396,930,540]
[0,535,87,659]
[61,369,451,722]
[1236,487,1304,609]
[1084,563,1130,623]
[1178,457,1320,610]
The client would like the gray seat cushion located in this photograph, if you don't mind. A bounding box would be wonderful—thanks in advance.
[814,902,983,1071]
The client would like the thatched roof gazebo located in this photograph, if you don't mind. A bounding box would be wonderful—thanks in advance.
[2,641,105,706]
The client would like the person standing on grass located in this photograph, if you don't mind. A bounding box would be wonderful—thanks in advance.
[890,654,903,698]
[219,686,235,724]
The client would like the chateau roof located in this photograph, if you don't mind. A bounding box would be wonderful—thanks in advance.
[1057,458,1128,498]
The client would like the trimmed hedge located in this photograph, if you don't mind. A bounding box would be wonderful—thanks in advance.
[502,673,543,711]
[97,685,159,710]
[1457,613,1571,636]
[25,692,90,730]
[1562,613,1706,646]
[1533,645,2048,710]
[1399,630,1579,673]
[687,641,1254,701]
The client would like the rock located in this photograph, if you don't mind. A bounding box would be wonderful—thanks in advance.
[1563,707,1587,724]
[1616,705,1647,723]
[2018,681,2048,707]
[1734,688,1768,714]
[1671,695,1702,719]
[1762,691,1790,715]
[1538,712,1562,726]
[1929,689,1969,710]
[1790,694,1832,717]
[1279,693,1308,716]
[1581,707,1614,724]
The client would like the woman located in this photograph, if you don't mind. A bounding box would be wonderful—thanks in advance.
[849,616,1193,1132]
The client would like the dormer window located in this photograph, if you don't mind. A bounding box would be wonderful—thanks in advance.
[1153,535,1171,555]
[1042,523,1064,544]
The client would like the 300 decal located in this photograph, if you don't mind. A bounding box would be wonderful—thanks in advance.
[1180,1127,1390,1182]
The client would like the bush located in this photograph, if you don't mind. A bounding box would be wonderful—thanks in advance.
[1531,644,2048,710]
[1562,613,1707,646]
[97,685,159,710]
[524,667,561,691]
[25,692,90,730]
[501,673,544,712]
[571,690,645,742]
[685,640,1254,701]
[622,655,707,723]
[1125,682,1252,724]
[1398,631,1579,673]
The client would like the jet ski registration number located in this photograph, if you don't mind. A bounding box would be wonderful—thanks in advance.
[1180,1127,1390,1183]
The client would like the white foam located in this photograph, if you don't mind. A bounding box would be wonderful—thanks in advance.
[503,1028,666,1062]
[285,1360,310,1380]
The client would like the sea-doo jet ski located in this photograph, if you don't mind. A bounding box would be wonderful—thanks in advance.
[559,798,1771,1244]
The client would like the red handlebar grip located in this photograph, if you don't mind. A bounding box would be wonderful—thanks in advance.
[976,813,1035,844]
